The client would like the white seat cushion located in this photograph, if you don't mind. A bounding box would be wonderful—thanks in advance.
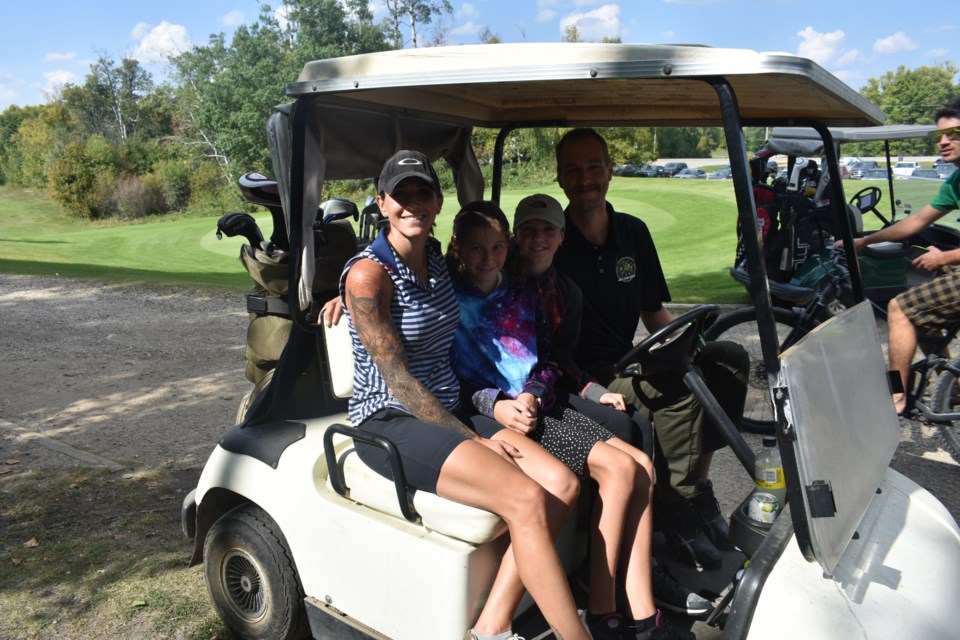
[323,312,355,399]
[330,441,507,545]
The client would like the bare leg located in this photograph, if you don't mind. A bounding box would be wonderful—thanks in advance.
[888,297,918,414]
[436,440,589,640]
[470,430,580,636]
[604,438,656,621]
[582,441,642,615]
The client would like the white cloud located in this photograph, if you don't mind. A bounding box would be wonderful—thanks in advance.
[45,52,77,63]
[42,69,77,99]
[451,20,479,37]
[275,4,291,31]
[663,0,720,5]
[836,49,861,66]
[130,21,192,64]
[458,3,480,20]
[0,69,19,105]
[537,10,557,22]
[926,48,950,58]
[559,4,621,41]
[662,30,675,39]
[873,31,917,54]
[223,11,244,27]
[923,24,955,34]
[796,26,846,66]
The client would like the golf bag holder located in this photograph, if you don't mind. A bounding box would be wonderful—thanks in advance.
[240,222,358,383]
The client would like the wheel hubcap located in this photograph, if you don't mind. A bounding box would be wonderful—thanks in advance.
[222,549,267,621]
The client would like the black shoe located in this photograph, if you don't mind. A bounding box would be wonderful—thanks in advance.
[651,560,713,618]
[580,610,625,640]
[657,500,723,571]
[629,610,695,640]
[691,480,736,551]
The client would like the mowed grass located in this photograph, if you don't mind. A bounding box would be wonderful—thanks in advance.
[8,175,953,303]
[0,179,749,302]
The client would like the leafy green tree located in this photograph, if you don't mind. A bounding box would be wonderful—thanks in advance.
[0,104,43,185]
[48,141,99,218]
[384,0,452,48]
[855,62,959,156]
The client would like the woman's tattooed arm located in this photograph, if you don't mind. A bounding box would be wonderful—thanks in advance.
[346,261,474,437]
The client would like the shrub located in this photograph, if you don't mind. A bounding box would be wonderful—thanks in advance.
[154,159,192,211]
[48,142,98,218]
[89,173,120,218]
[187,162,239,216]
[115,174,166,219]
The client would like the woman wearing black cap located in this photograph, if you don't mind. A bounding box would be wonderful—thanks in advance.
[339,150,591,640]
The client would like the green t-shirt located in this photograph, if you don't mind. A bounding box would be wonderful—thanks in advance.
[930,168,960,212]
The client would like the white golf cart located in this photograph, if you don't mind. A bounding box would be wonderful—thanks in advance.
[181,43,960,639]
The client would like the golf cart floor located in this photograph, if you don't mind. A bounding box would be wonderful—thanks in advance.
[512,534,744,639]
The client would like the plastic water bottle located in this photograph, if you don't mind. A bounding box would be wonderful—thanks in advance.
[754,436,787,507]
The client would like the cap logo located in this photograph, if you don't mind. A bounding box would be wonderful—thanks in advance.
[397,158,423,166]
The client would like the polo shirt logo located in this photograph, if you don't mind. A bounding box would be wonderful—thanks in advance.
[616,256,637,283]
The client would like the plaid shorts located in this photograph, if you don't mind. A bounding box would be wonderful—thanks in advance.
[896,267,960,335]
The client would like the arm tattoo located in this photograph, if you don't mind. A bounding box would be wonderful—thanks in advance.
[348,289,474,437]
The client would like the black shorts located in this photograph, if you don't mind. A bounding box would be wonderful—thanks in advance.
[355,408,503,494]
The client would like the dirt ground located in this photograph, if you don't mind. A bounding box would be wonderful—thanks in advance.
[0,274,958,639]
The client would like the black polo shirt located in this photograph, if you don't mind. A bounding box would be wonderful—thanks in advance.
[554,202,670,380]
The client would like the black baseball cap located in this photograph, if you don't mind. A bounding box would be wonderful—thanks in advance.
[378,150,442,196]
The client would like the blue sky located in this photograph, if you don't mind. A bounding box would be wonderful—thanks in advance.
[1,0,956,111]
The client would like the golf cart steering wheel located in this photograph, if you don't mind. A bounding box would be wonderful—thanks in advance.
[850,186,882,216]
[613,304,719,378]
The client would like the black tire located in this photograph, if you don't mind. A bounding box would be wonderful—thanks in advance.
[704,306,806,434]
[204,504,310,640]
[931,356,960,460]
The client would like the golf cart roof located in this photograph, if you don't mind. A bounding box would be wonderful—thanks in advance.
[771,124,936,142]
[289,43,883,130]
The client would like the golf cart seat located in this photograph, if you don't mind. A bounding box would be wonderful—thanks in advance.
[321,317,509,545]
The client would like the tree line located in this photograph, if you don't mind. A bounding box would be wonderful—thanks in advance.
[0,0,956,220]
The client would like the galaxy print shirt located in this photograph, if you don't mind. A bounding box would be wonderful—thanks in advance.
[451,271,559,416]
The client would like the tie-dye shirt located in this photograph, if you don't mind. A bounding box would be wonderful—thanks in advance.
[451,271,559,416]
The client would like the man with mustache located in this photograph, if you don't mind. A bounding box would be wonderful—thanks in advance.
[553,129,749,575]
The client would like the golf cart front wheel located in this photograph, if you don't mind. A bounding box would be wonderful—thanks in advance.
[204,503,309,640]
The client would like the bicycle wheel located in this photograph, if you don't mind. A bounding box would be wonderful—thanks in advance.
[704,306,806,434]
[931,356,960,459]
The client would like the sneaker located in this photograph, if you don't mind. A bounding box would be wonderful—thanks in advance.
[629,610,695,640]
[651,561,713,618]
[656,499,723,571]
[463,630,526,640]
[579,609,625,640]
[691,480,736,551]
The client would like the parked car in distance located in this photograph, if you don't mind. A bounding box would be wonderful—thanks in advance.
[673,167,707,179]
[848,160,879,179]
[613,163,638,176]
[707,165,732,179]
[862,168,891,180]
[637,164,664,177]
[936,163,957,179]
[839,156,862,167]
[661,161,688,176]
[910,168,941,180]
[893,160,921,178]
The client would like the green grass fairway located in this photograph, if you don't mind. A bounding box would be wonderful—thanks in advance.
[10,175,955,303]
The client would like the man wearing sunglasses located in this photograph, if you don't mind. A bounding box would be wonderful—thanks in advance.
[848,97,960,414]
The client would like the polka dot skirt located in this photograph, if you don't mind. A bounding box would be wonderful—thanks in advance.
[530,405,614,478]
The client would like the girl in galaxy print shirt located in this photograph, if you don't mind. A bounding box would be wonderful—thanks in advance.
[448,201,673,640]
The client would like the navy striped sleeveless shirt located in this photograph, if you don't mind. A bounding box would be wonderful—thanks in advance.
[339,230,461,425]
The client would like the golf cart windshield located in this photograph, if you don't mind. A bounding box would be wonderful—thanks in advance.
[266,42,886,572]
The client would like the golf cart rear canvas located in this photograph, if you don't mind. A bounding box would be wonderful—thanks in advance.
[180,43,960,639]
